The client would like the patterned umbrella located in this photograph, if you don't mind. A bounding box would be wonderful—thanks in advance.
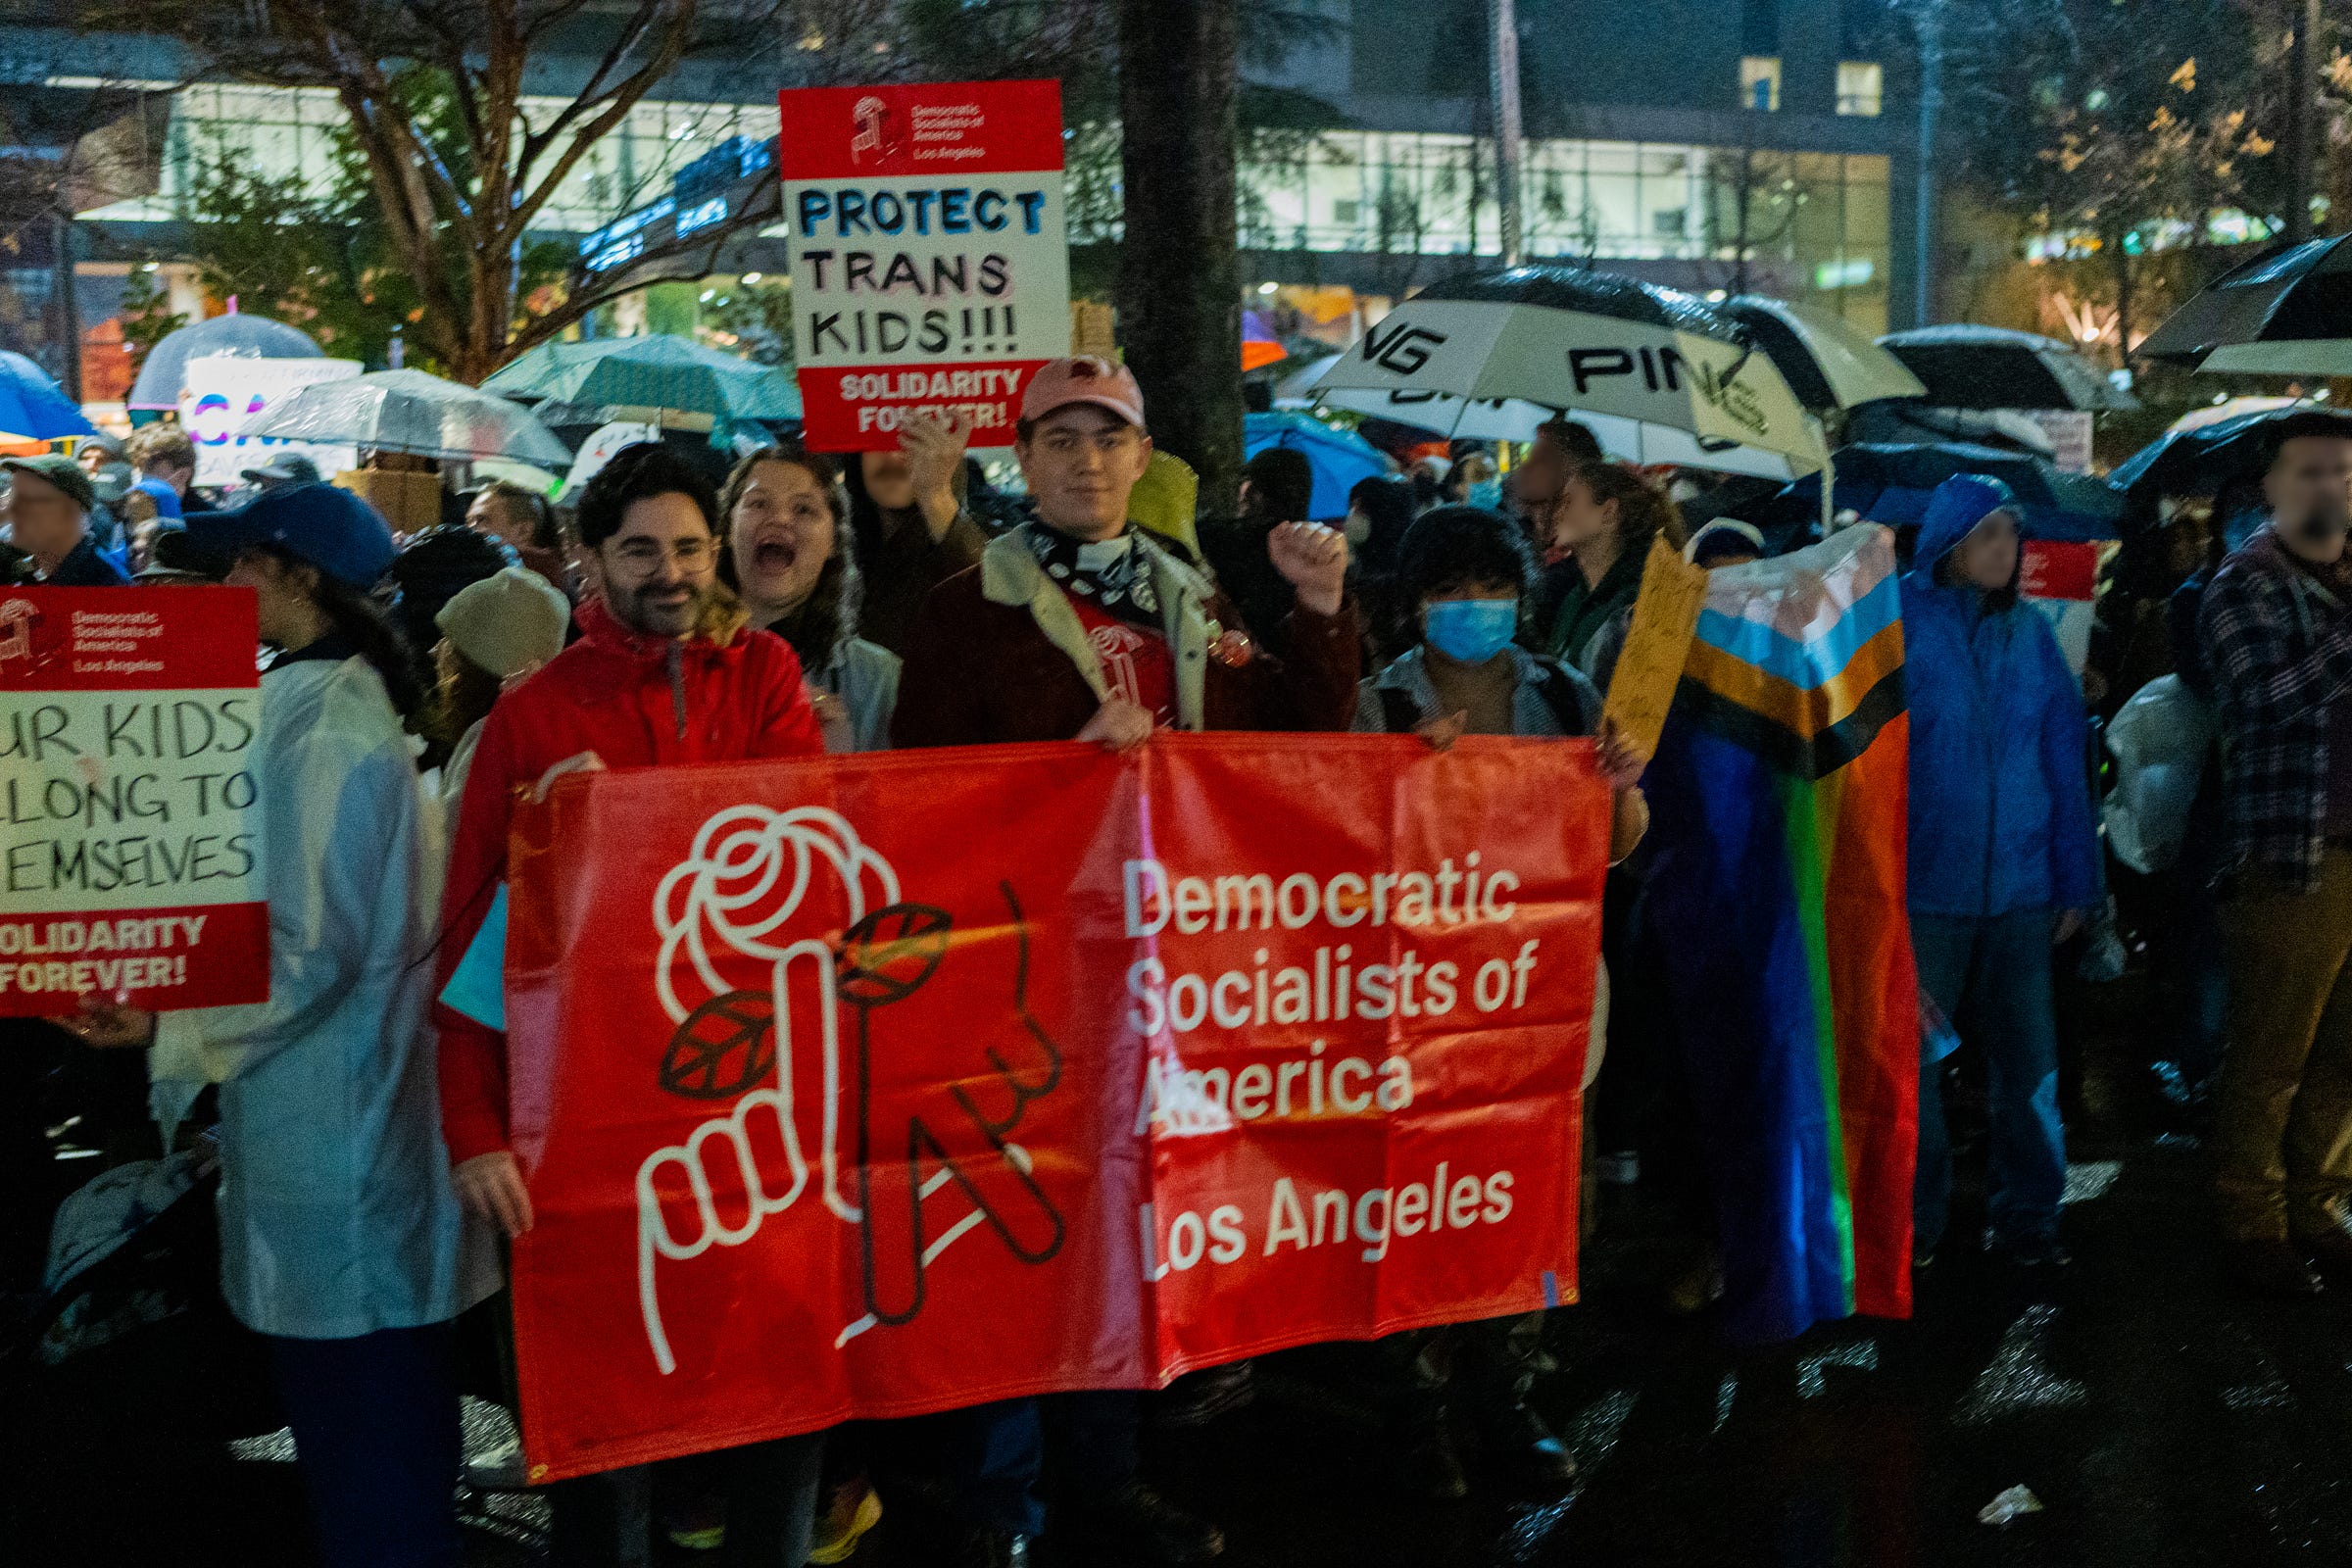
[0,349,97,442]
[238,369,571,466]
[482,335,801,422]
[1311,266,1828,479]
[127,313,321,412]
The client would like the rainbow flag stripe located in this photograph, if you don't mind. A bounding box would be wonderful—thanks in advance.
[1642,526,1918,1342]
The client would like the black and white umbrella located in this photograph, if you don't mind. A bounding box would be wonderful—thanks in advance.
[2137,233,2352,375]
[1720,295,1926,410]
[1877,325,2137,413]
[1310,267,1828,479]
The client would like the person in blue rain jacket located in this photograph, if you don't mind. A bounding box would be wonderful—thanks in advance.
[1901,474,2102,1268]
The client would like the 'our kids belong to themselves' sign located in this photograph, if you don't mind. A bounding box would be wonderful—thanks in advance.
[780,79,1071,450]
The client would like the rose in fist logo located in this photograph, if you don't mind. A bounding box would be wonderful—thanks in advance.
[636,808,1064,1371]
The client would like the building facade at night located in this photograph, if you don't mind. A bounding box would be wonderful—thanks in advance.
[6,0,1914,396]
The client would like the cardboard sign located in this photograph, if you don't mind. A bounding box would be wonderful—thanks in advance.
[780,79,1072,451]
[180,354,362,488]
[0,587,268,1014]
[1602,536,1711,762]
[505,735,1603,1479]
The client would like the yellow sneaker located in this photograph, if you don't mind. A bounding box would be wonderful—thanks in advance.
[808,1479,883,1565]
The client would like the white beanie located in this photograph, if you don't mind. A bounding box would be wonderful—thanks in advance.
[436,566,570,678]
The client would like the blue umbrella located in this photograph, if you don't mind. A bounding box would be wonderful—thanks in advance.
[0,350,96,441]
[1750,442,2126,548]
[1243,412,1388,520]
[128,313,322,412]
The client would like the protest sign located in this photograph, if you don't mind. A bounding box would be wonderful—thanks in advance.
[780,79,1071,451]
[505,734,1604,1480]
[2020,537,2106,681]
[1602,535,1710,762]
[0,587,267,1015]
[180,354,362,488]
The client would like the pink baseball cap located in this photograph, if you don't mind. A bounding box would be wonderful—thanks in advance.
[1020,355,1146,428]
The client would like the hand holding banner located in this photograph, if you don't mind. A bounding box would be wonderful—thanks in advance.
[505,734,1606,1479]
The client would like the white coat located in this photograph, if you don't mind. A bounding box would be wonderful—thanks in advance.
[151,653,492,1340]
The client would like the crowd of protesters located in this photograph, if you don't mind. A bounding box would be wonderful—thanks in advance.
[8,356,2352,1568]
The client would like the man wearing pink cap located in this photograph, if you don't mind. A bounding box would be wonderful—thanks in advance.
[892,358,1357,1566]
[894,355,1357,751]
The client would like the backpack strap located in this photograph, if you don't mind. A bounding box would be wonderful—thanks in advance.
[1376,685,1421,735]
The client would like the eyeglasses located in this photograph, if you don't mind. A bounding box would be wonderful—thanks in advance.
[610,536,715,570]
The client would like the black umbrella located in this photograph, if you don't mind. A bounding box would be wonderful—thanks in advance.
[2137,233,2352,375]
[1878,325,2137,413]
[2108,404,2352,508]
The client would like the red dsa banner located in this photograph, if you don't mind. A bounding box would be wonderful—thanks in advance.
[505,735,1606,1480]
[1,586,269,1015]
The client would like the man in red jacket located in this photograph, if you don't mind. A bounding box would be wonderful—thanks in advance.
[435,441,825,1565]
[894,358,1355,1568]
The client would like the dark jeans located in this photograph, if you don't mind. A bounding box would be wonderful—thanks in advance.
[1911,908,2067,1253]
[266,1324,462,1568]
[943,1392,1141,1537]
[1378,1311,1546,1438]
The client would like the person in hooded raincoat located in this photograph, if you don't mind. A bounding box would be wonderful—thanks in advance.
[74,481,494,1568]
[1901,474,2101,1269]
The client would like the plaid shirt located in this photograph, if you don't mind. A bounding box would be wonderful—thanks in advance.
[2200,526,2352,891]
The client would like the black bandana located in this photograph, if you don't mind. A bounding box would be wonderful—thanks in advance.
[1024,524,1161,629]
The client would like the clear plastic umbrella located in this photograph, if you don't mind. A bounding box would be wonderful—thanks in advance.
[237,368,572,466]
[128,312,321,411]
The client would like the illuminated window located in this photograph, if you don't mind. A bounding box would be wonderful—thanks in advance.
[1740,57,1783,113]
[1837,62,1883,117]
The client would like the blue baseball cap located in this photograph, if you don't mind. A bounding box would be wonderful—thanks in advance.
[186,480,398,589]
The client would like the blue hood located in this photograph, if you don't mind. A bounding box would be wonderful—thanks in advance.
[1912,473,2019,579]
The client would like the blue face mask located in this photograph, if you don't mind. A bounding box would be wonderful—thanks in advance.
[1423,597,1519,663]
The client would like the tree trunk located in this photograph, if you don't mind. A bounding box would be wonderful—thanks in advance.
[1115,0,1242,513]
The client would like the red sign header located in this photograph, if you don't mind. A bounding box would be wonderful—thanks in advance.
[0,587,260,694]
[777,79,1066,182]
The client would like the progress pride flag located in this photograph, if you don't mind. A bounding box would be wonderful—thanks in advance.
[780,79,1071,450]
[0,586,267,1014]
[505,735,1603,1479]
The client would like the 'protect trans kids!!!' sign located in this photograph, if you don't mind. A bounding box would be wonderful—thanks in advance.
[780,79,1072,450]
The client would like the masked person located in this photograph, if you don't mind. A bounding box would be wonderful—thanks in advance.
[1350,505,1642,1499]
[1904,476,2100,1270]
[892,357,1358,1567]
[435,443,827,1566]
[723,441,900,754]
[74,482,488,1568]
[845,410,989,657]
[2200,417,2352,1296]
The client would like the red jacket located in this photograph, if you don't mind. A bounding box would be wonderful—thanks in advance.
[435,595,824,1164]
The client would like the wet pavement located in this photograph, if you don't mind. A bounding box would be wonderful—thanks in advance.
[12,1022,2352,1568]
